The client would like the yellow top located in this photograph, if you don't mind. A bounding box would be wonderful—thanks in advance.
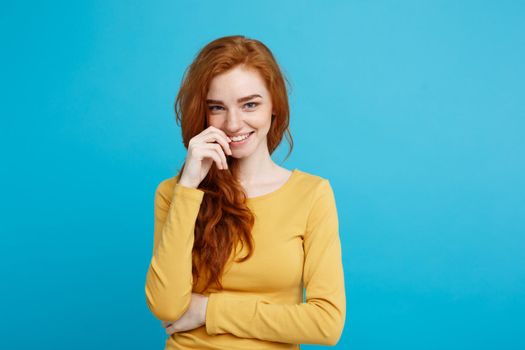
[145,168,346,349]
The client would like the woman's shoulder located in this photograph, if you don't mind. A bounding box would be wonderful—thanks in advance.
[282,168,336,208]
[293,170,338,221]
[294,168,333,191]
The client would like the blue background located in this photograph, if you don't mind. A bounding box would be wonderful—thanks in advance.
[1,1,524,349]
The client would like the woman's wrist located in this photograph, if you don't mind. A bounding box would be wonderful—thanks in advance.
[201,296,209,326]
[178,176,199,189]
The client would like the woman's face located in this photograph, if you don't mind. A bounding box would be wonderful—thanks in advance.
[206,65,275,159]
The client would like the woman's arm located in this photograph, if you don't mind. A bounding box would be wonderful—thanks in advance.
[205,179,346,346]
[144,177,205,322]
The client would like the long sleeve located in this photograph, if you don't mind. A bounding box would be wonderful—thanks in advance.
[205,179,346,346]
[144,178,205,321]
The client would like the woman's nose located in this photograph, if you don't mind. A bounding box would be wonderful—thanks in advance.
[225,108,242,129]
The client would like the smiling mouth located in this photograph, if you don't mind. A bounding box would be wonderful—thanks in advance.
[230,131,254,142]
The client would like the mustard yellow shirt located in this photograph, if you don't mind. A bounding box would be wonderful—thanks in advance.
[145,168,346,349]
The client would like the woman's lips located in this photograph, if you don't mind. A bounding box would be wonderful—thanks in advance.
[230,131,254,147]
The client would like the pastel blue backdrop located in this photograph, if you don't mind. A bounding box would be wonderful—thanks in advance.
[1,1,523,349]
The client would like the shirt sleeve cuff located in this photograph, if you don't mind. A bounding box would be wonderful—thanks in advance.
[205,293,220,335]
[172,182,205,203]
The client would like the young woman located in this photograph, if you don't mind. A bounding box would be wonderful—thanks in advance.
[145,35,346,349]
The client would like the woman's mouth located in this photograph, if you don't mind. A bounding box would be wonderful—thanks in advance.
[229,131,255,147]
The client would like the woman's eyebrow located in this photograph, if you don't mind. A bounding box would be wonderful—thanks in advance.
[206,94,262,104]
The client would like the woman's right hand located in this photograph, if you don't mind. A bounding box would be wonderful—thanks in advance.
[178,126,233,188]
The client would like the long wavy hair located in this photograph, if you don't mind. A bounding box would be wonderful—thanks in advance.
[174,35,294,293]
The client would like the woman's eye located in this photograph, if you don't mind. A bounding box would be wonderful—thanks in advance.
[208,103,258,112]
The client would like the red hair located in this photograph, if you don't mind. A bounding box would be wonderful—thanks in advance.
[174,35,293,292]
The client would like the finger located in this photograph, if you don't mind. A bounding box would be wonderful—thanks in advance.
[211,143,228,170]
[205,125,232,142]
[197,147,225,170]
[200,127,232,156]
[192,132,231,160]
[198,143,228,170]
[206,131,232,156]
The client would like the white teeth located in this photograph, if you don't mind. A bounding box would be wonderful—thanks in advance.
[231,132,251,141]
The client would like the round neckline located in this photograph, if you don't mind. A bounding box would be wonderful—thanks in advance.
[246,168,299,203]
